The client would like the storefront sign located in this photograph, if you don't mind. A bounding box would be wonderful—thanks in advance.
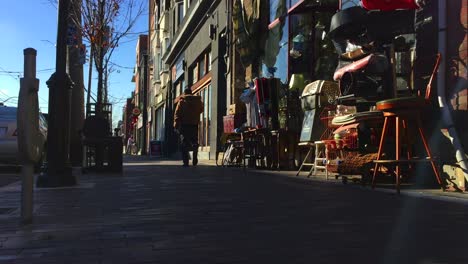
[132,108,141,116]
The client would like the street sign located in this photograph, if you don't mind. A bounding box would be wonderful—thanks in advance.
[66,25,78,46]
[132,108,141,116]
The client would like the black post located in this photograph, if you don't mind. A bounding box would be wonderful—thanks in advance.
[37,0,76,187]
[69,0,84,167]
[141,54,148,155]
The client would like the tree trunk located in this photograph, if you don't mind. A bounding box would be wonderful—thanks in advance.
[96,0,105,118]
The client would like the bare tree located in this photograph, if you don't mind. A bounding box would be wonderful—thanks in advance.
[69,0,144,117]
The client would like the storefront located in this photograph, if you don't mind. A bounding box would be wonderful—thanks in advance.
[227,0,467,191]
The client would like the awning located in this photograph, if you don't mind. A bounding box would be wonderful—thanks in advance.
[361,0,420,11]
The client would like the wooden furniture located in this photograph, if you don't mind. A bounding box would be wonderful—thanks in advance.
[241,128,272,169]
[296,141,327,178]
[372,54,443,193]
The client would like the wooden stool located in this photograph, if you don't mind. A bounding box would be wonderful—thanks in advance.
[296,141,327,178]
[371,55,443,193]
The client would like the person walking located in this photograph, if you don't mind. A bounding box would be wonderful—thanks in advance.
[174,88,204,166]
[126,135,135,155]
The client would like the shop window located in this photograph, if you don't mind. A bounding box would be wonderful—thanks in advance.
[155,107,165,141]
[290,0,302,8]
[199,55,206,78]
[208,51,212,72]
[191,50,211,87]
[190,64,198,85]
[269,0,289,23]
[174,78,184,98]
[289,11,337,81]
[196,84,212,148]
[262,16,289,84]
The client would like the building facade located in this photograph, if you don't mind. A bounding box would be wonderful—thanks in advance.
[143,0,467,186]
[149,0,229,159]
[131,35,149,155]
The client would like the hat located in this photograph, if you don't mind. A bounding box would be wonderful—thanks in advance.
[184,88,192,95]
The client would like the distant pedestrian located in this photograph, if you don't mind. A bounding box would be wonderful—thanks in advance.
[126,136,135,155]
[174,88,203,166]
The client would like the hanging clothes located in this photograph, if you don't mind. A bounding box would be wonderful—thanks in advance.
[239,86,260,128]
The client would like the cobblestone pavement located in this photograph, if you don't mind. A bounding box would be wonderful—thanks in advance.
[0,156,468,264]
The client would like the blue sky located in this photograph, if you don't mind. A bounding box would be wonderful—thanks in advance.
[0,0,148,126]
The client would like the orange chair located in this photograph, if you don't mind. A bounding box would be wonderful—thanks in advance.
[372,54,443,193]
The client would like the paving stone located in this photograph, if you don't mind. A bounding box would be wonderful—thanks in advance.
[0,157,467,263]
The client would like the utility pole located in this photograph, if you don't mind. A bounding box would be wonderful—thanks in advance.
[37,0,76,187]
[68,0,85,167]
[141,54,148,155]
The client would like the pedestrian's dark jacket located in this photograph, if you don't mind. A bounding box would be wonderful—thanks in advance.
[173,94,203,127]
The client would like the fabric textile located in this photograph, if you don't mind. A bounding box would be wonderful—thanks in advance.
[174,94,203,127]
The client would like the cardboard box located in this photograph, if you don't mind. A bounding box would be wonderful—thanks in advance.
[228,104,236,115]
[223,114,246,133]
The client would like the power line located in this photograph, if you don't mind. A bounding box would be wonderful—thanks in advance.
[0,90,11,98]
[0,67,55,74]
[108,61,135,70]
[0,66,20,80]
[38,68,55,72]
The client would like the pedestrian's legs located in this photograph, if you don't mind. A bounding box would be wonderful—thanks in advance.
[193,148,198,166]
[181,143,190,166]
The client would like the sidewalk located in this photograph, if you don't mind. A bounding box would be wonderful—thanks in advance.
[0,156,468,264]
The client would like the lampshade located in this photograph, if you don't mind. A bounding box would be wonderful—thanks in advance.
[289,74,306,90]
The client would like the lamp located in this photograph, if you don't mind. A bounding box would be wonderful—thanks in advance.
[289,74,306,90]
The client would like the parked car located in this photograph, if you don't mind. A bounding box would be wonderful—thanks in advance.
[0,105,47,166]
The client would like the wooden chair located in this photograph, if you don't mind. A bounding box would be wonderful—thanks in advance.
[372,54,443,193]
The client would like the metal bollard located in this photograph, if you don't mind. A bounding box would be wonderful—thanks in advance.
[17,48,43,224]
